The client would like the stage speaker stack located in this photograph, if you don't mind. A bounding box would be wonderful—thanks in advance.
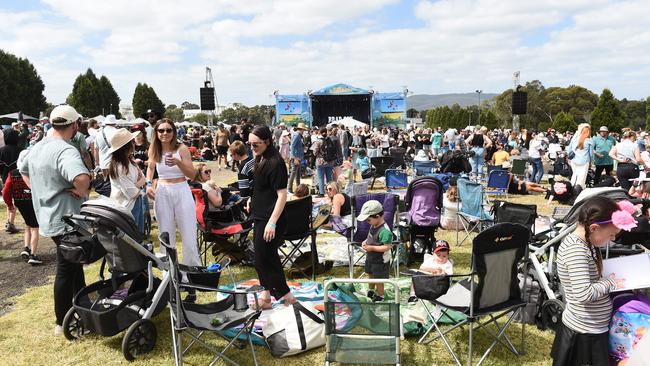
[512,91,528,115]
[200,87,215,111]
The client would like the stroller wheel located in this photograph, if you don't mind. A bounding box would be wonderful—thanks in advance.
[122,319,157,361]
[541,298,565,331]
[62,308,87,341]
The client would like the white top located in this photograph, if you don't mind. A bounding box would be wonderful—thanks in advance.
[641,150,650,170]
[420,253,454,275]
[155,150,185,179]
[616,139,638,164]
[528,138,544,159]
[441,195,460,223]
[109,163,142,211]
[95,126,117,169]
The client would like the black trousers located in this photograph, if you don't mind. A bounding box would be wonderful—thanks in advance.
[593,164,613,185]
[52,235,86,325]
[253,217,290,299]
[288,160,301,192]
[617,162,639,192]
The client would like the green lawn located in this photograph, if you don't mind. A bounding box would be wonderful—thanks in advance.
[0,165,559,365]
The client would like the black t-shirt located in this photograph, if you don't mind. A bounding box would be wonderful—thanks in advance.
[133,144,148,171]
[251,155,288,221]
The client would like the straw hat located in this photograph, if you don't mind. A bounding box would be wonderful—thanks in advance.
[108,128,139,154]
[296,122,308,130]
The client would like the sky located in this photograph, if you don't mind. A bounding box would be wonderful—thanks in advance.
[1,0,649,109]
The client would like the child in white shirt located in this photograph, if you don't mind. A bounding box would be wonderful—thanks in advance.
[408,240,453,302]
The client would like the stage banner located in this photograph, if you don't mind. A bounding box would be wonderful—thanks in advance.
[278,101,302,115]
[380,99,405,113]
[275,94,311,126]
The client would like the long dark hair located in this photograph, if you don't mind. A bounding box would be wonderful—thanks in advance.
[108,142,135,180]
[576,196,619,275]
[251,125,281,177]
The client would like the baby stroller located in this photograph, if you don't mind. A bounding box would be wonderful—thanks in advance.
[60,198,170,361]
[401,176,444,263]
[439,150,472,174]
[192,187,254,266]
[527,187,650,330]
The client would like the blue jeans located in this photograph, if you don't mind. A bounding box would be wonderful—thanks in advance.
[317,165,333,195]
[470,147,485,176]
[531,157,544,183]
[130,195,145,234]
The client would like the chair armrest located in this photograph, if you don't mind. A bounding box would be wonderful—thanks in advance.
[180,282,256,295]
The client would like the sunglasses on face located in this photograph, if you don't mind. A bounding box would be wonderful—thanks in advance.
[202,169,212,175]
[157,128,173,134]
[249,142,264,148]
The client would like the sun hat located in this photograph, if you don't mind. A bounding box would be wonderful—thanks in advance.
[296,122,308,130]
[356,200,384,221]
[598,126,609,133]
[108,128,139,154]
[50,105,81,126]
[281,130,290,137]
[103,114,118,126]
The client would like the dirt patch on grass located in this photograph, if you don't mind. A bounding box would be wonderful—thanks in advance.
[0,229,57,316]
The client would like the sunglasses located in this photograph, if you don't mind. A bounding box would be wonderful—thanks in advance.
[202,169,212,174]
[249,142,264,148]
[157,128,174,134]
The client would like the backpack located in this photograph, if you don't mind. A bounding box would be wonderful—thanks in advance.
[321,137,337,162]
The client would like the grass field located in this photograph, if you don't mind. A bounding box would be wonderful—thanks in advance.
[0,163,559,366]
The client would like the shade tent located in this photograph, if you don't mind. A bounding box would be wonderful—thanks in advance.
[327,117,367,129]
[0,112,38,121]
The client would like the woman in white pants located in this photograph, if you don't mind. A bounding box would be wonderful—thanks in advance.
[146,118,201,299]
[567,123,592,189]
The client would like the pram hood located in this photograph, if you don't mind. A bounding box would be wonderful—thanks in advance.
[81,198,142,243]
[404,177,443,227]
[561,187,630,225]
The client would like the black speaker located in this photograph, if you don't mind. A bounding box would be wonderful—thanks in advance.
[512,91,528,115]
[200,87,215,111]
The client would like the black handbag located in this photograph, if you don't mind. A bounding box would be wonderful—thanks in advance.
[58,233,106,264]
[412,274,450,301]
[92,176,111,197]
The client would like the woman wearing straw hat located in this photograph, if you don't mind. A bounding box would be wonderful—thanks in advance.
[107,128,146,233]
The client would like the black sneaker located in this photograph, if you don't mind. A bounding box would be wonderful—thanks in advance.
[184,293,197,303]
[367,290,376,299]
[20,247,31,261]
[28,254,43,265]
[372,294,384,303]
[407,295,418,303]
[5,222,19,234]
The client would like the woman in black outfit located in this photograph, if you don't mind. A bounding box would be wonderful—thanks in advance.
[248,125,297,309]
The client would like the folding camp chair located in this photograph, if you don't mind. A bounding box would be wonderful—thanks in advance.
[347,193,401,278]
[278,196,319,280]
[456,178,492,246]
[491,201,537,233]
[415,223,531,366]
[161,232,262,366]
[369,156,395,189]
[389,147,407,169]
[385,169,409,189]
[510,159,527,180]
[485,170,510,199]
[413,160,437,176]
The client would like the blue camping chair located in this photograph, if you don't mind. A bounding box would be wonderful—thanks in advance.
[456,178,493,246]
[486,169,510,199]
[413,160,438,176]
[385,169,409,189]
[347,193,401,278]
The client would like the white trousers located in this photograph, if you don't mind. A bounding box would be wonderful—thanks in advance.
[155,182,201,266]
[570,160,589,189]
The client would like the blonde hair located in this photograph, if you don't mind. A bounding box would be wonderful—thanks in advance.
[193,162,208,182]
[575,123,591,150]
[446,185,459,202]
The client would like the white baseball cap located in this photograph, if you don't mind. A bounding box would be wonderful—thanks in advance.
[50,105,81,125]
[103,114,118,125]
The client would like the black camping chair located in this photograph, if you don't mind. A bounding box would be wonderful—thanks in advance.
[414,223,531,366]
[491,200,537,233]
[279,196,319,280]
[389,147,407,169]
[161,232,262,366]
[369,156,395,189]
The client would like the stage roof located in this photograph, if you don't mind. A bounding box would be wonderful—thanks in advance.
[310,83,370,96]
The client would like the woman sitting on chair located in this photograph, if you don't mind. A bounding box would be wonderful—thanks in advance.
[192,163,223,210]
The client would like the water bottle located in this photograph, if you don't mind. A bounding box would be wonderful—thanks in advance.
[207,263,221,272]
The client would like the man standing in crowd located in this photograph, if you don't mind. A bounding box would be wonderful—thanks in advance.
[215,123,230,170]
[93,114,118,171]
[592,126,616,184]
[288,123,306,193]
[19,105,91,336]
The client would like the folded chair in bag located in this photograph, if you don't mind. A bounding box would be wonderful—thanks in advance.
[485,170,509,199]
[347,193,400,278]
[161,232,262,366]
[456,178,492,246]
[417,223,531,366]
[369,156,395,189]
[278,196,319,280]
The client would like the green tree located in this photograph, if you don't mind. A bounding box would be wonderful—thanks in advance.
[189,113,209,124]
[132,82,165,118]
[0,50,47,117]
[67,68,104,117]
[591,89,625,133]
[406,108,419,118]
[98,75,121,118]
[164,105,185,122]
[646,96,650,130]
[618,98,646,130]
[553,111,577,133]
[181,101,200,109]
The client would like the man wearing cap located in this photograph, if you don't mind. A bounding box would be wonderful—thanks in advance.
[19,104,91,336]
[288,122,307,193]
[592,126,616,185]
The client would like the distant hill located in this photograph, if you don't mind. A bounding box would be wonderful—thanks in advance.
[407,93,499,110]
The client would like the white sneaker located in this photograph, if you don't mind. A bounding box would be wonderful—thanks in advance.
[54,325,63,336]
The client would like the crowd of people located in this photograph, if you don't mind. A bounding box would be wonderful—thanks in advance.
[2,104,650,365]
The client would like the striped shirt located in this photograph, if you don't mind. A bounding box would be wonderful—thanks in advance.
[556,233,616,334]
[237,157,255,197]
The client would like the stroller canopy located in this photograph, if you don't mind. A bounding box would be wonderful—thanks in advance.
[562,187,630,225]
[80,198,142,243]
[404,176,443,227]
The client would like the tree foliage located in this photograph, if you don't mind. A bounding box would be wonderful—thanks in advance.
[0,50,47,117]
[132,82,165,118]
[189,113,209,124]
[99,75,121,117]
[647,97,650,130]
[181,101,200,110]
[591,89,626,133]
[67,69,122,118]
[552,111,577,133]
[219,104,275,124]
[164,104,185,122]
[618,98,646,130]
